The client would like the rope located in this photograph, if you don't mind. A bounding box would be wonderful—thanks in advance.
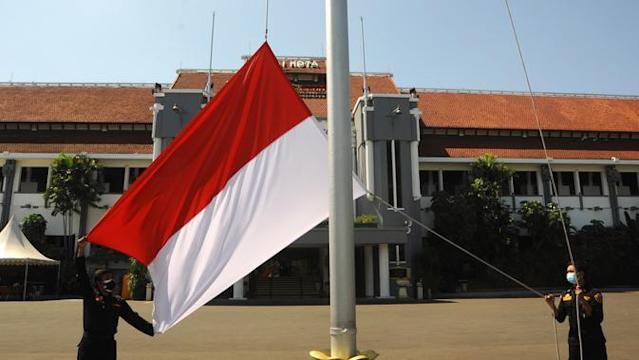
[264,0,270,41]
[552,313,562,360]
[369,192,545,298]
[503,1,583,358]
[370,191,569,358]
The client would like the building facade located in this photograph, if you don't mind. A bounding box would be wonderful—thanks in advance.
[1,56,638,299]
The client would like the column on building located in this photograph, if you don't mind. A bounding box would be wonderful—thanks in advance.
[378,243,391,298]
[364,245,374,297]
[231,278,247,300]
[320,247,329,296]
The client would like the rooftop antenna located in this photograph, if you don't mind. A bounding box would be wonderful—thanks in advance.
[264,0,269,41]
[206,11,216,102]
[360,17,369,98]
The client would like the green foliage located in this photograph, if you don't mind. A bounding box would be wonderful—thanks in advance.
[518,201,571,251]
[421,153,637,290]
[515,201,573,285]
[354,214,378,225]
[624,211,639,243]
[128,258,150,296]
[573,221,639,286]
[470,154,514,194]
[427,154,516,291]
[21,213,47,244]
[44,153,102,216]
[44,153,102,293]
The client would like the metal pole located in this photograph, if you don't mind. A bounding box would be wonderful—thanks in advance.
[206,12,216,102]
[325,0,357,358]
[22,263,29,301]
[359,16,368,98]
[56,263,61,296]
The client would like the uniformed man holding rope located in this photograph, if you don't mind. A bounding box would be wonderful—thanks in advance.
[75,238,154,360]
[545,262,607,360]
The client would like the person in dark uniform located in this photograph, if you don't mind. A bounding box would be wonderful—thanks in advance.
[545,262,607,360]
[76,238,154,360]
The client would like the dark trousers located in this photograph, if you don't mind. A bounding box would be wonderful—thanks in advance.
[568,340,607,360]
[77,335,117,360]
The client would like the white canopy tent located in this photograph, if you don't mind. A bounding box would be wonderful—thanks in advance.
[0,216,60,300]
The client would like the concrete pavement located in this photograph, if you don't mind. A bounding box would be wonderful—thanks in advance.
[1,291,637,359]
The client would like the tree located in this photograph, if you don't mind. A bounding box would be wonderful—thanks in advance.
[428,154,516,290]
[21,213,47,244]
[624,211,639,244]
[517,201,570,254]
[517,201,572,285]
[128,258,150,299]
[44,153,102,263]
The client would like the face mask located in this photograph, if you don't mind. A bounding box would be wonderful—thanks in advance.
[566,272,577,285]
[102,279,115,293]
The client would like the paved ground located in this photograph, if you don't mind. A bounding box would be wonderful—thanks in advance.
[1,292,637,359]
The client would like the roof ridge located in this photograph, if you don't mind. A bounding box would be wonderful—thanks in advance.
[402,87,639,100]
[0,82,167,88]
[176,69,393,77]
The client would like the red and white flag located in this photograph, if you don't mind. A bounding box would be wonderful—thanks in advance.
[88,43,365,333]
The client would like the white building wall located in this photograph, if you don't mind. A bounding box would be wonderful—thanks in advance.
[3,156,151,236]
[418,160,639,230]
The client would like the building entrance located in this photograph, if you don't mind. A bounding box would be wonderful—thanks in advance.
[250,248,322,298]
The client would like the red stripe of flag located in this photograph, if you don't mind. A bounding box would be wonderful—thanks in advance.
[88,43,311,265]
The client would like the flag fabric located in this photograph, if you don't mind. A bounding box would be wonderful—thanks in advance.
[88,42,366,333]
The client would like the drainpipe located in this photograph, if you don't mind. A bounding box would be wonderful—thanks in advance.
[605,165,621,226]
[1,159,17,228]
[363,101,375,199]
[541,166,552,204]
[410,102,422,201]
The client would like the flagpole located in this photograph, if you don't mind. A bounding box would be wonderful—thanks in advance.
[325,0,357,358]
[206,11,216,102]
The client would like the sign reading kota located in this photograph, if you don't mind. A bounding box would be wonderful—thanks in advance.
[280,60,321,69]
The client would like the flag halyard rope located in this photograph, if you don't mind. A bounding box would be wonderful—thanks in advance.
[368,191,564,359]
[503,1,584,359]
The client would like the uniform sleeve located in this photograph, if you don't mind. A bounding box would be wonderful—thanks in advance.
[75,256,93,298]
[555,295,567,323]
[119,300,154,336]
[587,292,604,323]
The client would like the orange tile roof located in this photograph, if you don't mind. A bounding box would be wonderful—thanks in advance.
[172,71,398,118]
[172,72,235,94]
[419,135,639,160]
[0,143,152,154]
[417,91,639,132]
[0,85,154,123]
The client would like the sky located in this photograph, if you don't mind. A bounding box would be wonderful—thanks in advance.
[1,0,638,95]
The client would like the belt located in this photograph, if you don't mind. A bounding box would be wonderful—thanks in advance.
[83,331,115,340]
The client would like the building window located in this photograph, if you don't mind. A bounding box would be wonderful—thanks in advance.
[18,167,48,193]
[552,172,576,196]
[617,172,639,196]
[579,172,603,196]
[386,141,403,208]
[443,171,467,194]
[100,168,125,194]
[128,167,146,186]
[513,171,538,196]
[389,244,406,265]
[419,170,439,196]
